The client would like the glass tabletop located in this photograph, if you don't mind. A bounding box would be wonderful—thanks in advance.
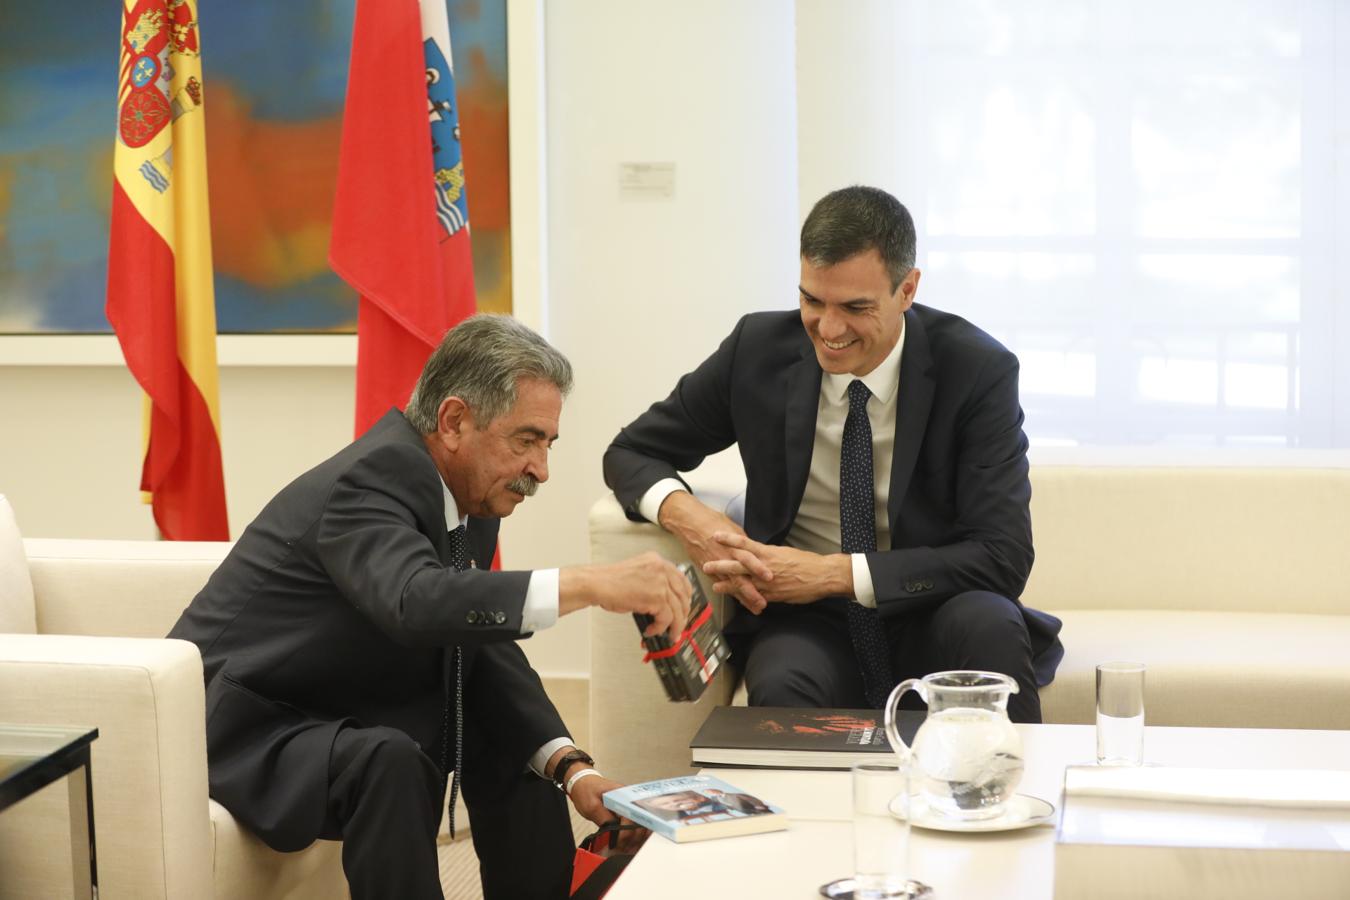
[0,724,98,789]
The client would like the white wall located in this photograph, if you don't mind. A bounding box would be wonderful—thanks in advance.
[0,352,354,540]
[496,0,800,673]
[796,0,906,217]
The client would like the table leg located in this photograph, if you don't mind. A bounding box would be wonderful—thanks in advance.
[66,754,98,900]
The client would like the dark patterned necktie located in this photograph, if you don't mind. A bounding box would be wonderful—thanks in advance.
[444,524,469,837]
[840,380,896,708]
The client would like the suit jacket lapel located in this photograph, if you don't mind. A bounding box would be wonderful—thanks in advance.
[888,308,935,531]
[782,339,822,539]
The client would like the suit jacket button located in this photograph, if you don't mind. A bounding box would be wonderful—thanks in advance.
[923,580,934,590]
[466,611,479,624]
[494,611,506,624]
[904,582,916,593]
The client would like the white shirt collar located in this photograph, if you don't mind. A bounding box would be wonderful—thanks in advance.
[821,316,906,405]
[441,480,467,532]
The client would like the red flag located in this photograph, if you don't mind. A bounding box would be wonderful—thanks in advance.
[106,0,228,540]
[330,0,477,436]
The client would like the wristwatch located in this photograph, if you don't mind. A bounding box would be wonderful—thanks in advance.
[551,749,595,792]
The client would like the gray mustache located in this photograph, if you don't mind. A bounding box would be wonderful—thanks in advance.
[507,475,539,497]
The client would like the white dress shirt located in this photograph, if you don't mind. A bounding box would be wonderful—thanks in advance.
[638,322,905,609]
[440,481,572,776]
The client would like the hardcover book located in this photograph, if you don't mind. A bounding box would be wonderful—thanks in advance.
[1054,765,1350,900]
[634,562,731,702]
[602,773,787,843]
[690,705,923,769]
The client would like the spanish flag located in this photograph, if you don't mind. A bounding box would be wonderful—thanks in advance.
[106,0,228,541]
[330,0,478,437]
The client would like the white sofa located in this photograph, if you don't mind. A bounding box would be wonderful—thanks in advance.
[0,496,347,900]
[588,466,1350,784]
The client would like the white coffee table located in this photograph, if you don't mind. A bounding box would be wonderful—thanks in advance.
[605,723,1350,899]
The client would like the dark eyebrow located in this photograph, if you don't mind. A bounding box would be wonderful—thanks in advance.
[513,426,558,442]
[799,286,875,306]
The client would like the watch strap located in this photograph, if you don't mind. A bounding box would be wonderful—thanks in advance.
[551,749,595,791]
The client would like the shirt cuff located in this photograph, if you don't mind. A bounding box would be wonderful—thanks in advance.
[636,478,688,524]
[852,553,877,608]
[520,568,560,634]
[529,737,576,779]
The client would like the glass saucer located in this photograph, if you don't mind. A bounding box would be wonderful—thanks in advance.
[889,792,1056,832]
[819,877,934,899]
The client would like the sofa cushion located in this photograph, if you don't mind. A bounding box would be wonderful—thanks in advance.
[23,538,229,638]
[210,800,349,900]
[1040,609,1350,729]
[1025,467,1350,616]
[0,495,36,634]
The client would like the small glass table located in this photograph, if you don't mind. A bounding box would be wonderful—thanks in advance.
[0,724,99,900]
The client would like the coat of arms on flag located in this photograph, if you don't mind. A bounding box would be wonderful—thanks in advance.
[425,36,469,239]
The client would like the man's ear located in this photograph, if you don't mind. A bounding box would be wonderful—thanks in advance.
[897,268,921,311]
[435,397,473,450]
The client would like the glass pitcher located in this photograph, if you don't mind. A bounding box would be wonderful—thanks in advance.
[883,670,1024,820]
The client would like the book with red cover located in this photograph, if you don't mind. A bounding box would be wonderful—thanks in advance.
[690,705,924,769]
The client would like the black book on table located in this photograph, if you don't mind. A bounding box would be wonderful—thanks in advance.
[690,705,924,770]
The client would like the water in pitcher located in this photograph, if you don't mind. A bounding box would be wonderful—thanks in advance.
[910,707,1024,819]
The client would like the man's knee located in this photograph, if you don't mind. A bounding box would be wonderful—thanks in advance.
[743,627,866,708]
[747,662,839,707]
[333,726,441,794]
[935,591,1028,645]
[927,592,1042,723]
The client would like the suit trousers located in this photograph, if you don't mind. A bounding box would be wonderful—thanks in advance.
[320,723,575,899]
[736,591,1043,723]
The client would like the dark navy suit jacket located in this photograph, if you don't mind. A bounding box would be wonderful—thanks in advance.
[603,305,1063,686]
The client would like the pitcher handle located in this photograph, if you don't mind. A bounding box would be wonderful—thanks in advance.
[883,677,924,762]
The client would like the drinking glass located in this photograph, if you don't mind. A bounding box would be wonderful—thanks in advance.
[1096,661,1145,766]
[851,760,911,899]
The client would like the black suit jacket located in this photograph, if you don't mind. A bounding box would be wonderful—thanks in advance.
[169,410,566,851]
[603,305,1063,684]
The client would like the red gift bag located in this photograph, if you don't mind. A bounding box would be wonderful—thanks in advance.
[570,822,640,899]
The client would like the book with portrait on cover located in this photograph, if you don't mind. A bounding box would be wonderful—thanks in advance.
[633,562,730,702]
[690,705,924,770]
[602,773,787,843]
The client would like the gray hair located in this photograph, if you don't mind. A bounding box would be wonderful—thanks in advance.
[800,186,917,290]
[405,314,574,432]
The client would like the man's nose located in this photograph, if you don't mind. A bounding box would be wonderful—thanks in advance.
[527,449,549,484]
[818,307,848,339]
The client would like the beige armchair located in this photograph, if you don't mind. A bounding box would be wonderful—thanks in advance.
[0,495,346,900]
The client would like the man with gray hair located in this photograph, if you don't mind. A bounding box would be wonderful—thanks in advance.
[605,186,1063,723]
[171,314,689,899]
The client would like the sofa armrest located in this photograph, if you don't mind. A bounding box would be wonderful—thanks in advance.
[0,635,213,900]
[23,538,230,639]
[588,494,737,784]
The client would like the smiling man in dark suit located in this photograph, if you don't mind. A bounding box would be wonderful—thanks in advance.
[603,186,1063,723]
[170,315,688,899]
